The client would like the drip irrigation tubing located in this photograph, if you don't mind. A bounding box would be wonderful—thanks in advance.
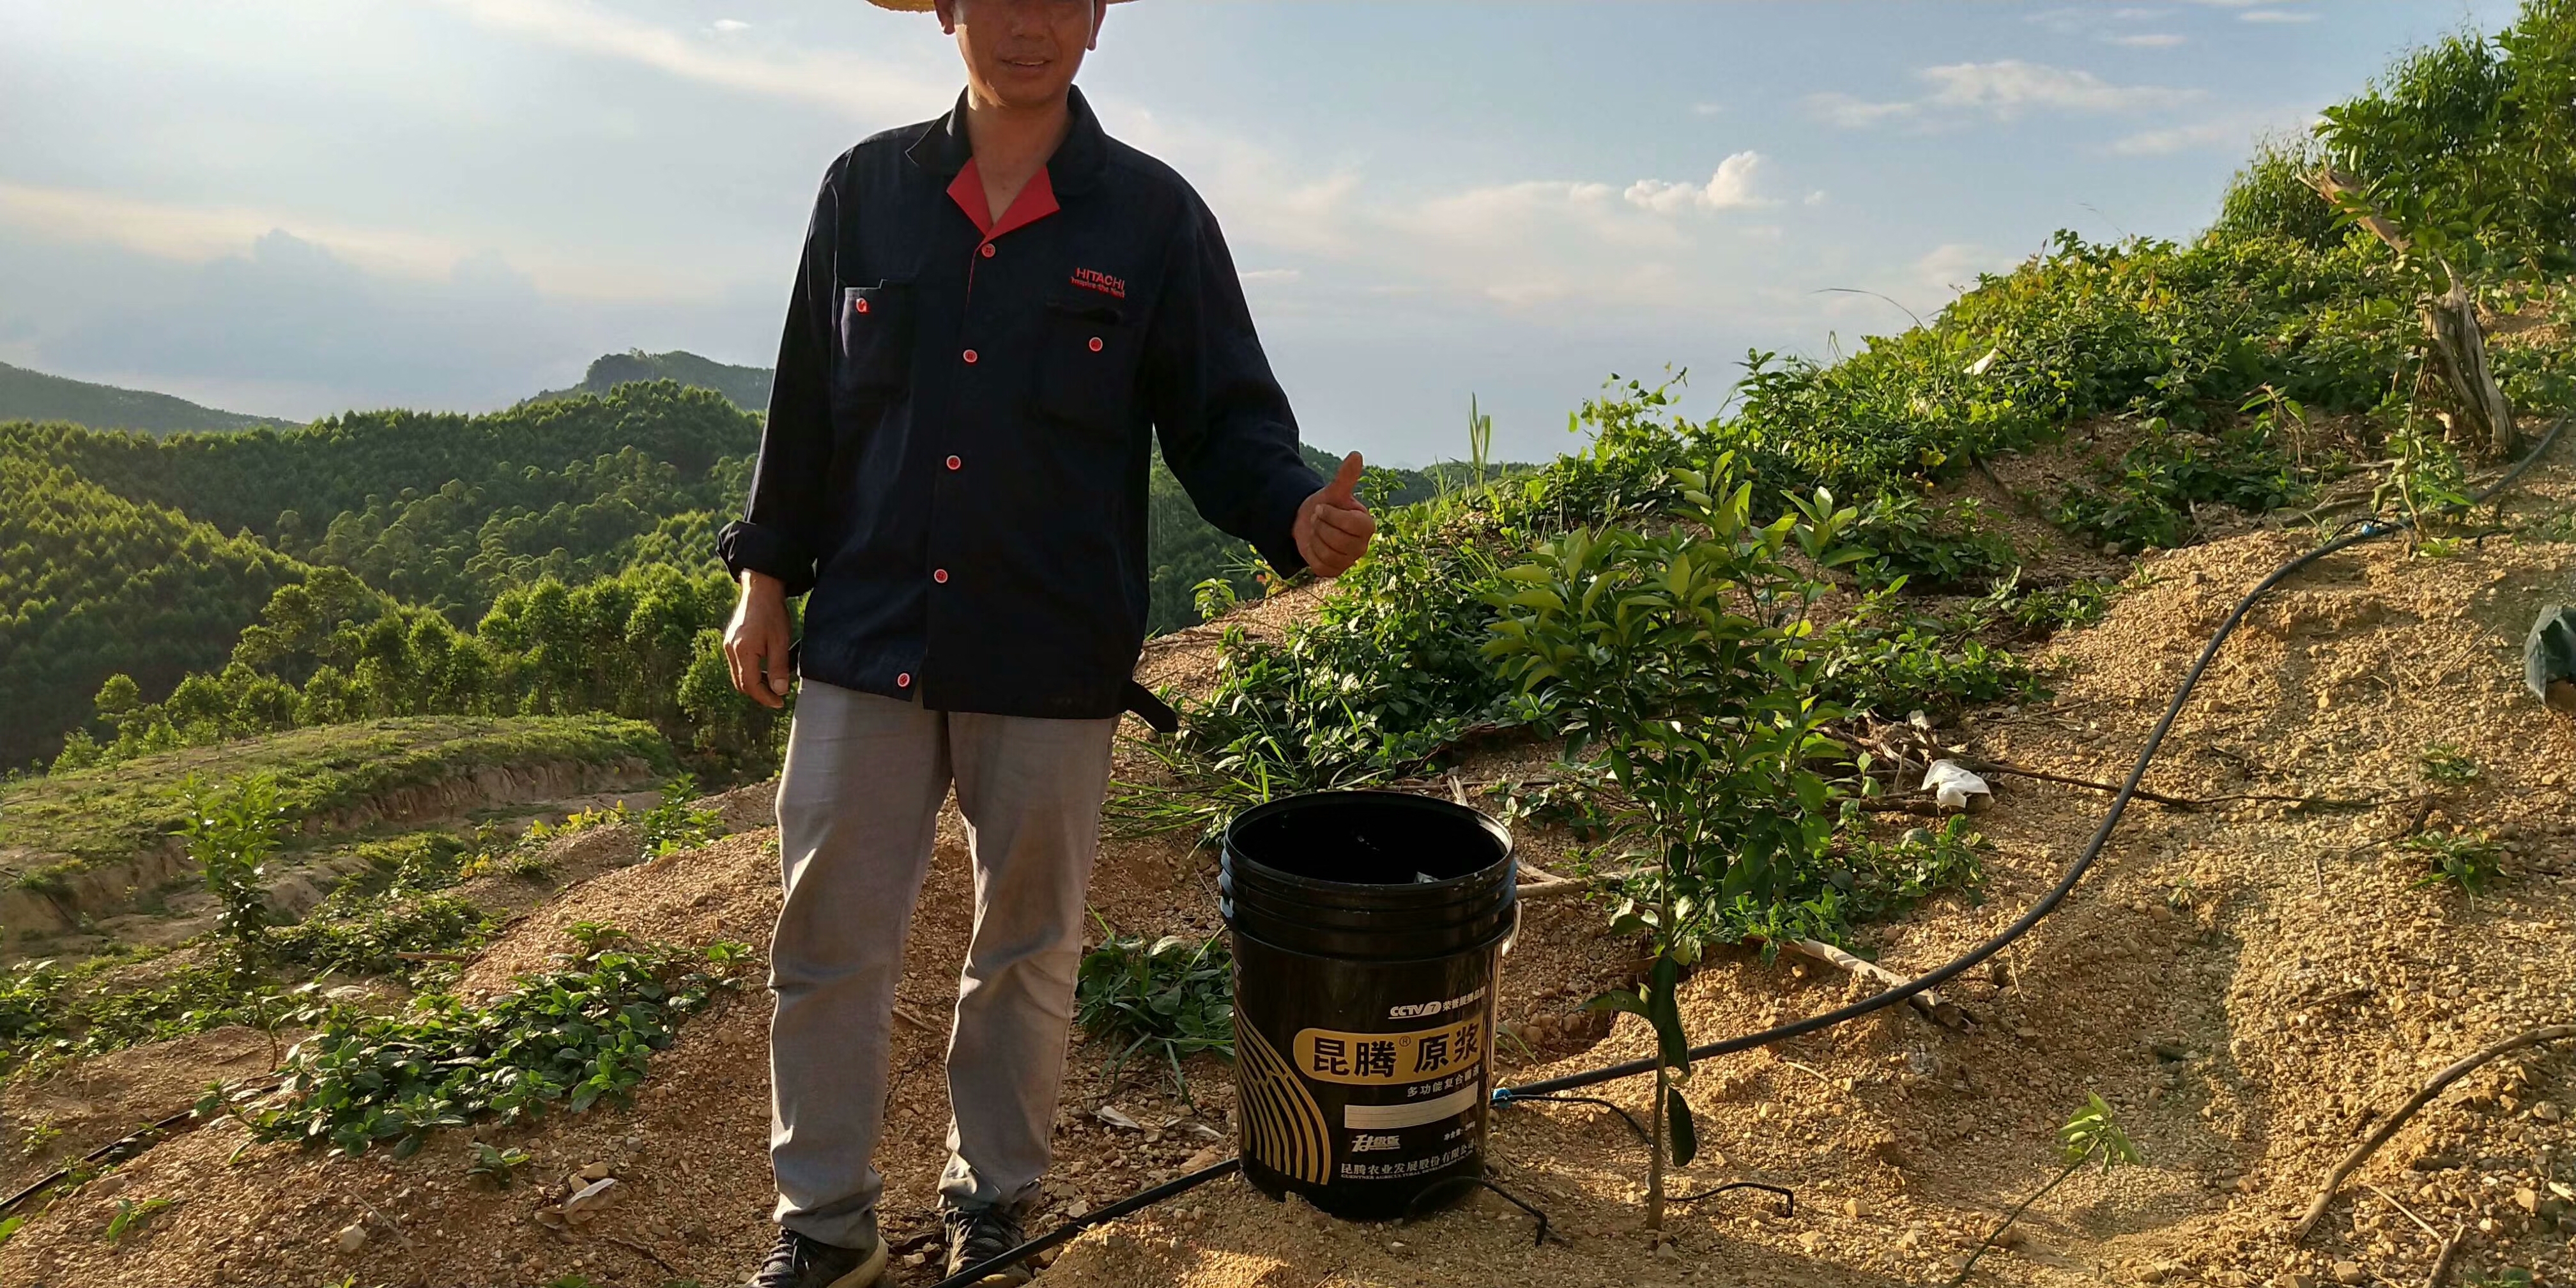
[1496,408,2568,1102]
[925,1159,1242,1288]
[920,410,2564,1285]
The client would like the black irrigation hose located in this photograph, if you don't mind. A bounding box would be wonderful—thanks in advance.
[924,1158,1242,1288]
[920,411,2568,1281]
[1503,1094,1652,1146]
[1496,409,2570,1102]
[1671,1180,1797,1216]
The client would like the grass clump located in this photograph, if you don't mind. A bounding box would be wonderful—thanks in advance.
[201,935,751,1158]
[1075,925,1233,1098]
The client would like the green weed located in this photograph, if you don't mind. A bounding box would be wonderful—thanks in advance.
[638,777,723,859]
[467,1141,534,1188]
[202,936,747,1158]
[1952,1095,2140,1285]
[2404,829,2505,900]
[1847,494,2018,591]
[2418,744,2481,787]
[1075,925,1234,1099]
[103,1195,176,1242]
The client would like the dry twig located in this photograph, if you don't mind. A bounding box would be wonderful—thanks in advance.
[2425,1225,2469,1287]
[1785,939,1970,1030]
[1973,758,2374,812]
[2292,1022,2576,1241]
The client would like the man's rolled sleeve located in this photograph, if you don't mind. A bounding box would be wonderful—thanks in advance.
[1144,194,1324,578]
[718,164,845,598]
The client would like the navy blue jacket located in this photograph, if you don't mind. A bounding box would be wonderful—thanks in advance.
[719,88,1323,721]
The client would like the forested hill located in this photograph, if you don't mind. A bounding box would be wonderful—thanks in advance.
[0,360,286,434]
[0,374,1457,772]
[524,350,773,413]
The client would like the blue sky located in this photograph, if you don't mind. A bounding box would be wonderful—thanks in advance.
[0,0,2516,464]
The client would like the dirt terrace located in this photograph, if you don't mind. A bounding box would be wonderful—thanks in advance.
[3,457,2573,1288]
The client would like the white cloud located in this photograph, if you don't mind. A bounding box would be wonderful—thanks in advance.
[1805,91,1922,128]
[1920,60,2199,118]
[2105,105,2320,157]
[1691,102,1726,117]
[2239,9,2319,22]
[2106,33,2189,47]
[431,0,946,120]
[1813,60,2195,129]
[0,182,466,281]
[1623,152,1774,213]
[1912,243,2021,301]
[0,181,706,302]
[710,18,750,34]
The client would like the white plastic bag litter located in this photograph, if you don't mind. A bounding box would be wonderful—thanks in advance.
[1921,760,1991,811]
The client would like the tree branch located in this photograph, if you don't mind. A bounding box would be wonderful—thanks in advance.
[2292,1023,2575,1242]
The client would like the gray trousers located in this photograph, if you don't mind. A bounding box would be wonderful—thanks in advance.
[768,682,1119,1250]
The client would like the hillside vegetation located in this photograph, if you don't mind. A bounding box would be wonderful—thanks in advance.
[522,349,774,414]
[2,715,673,887]
[0,7,2573,1287]
[0,361,283,435]
[0,360,1505,774]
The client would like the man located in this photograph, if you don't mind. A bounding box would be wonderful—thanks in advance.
[717,1,1377,1284]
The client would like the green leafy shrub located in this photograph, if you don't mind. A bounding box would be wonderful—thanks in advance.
[1997,576,2111,635]
[174,772,289,965]
[1485,452,1862,1227]
[638,777,723,859]
[209,937,747,1158]
[2053,420,2306,554]
[1819,609,2044,720]
[266,893,490,977]
[2213,135,2348,250]
[1846,494,2017,591]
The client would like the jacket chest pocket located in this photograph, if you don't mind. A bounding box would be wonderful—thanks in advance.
[1032,301,1138,435]
[836,282,915,402]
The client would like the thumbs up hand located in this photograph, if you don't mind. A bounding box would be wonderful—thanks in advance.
[1293,451,1377,578]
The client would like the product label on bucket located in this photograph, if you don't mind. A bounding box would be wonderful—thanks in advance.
[1290,1015,1483,1086]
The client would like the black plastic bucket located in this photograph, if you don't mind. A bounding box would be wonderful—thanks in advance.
[1220,791,1515,1220]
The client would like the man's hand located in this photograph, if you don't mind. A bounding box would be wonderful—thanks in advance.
[1294,452,1376,579]
[724,571,794,709]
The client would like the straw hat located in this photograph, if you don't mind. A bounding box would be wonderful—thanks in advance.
[866,0,1130,10]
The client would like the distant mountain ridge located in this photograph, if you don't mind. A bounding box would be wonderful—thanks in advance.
[0,360,287,434]
[526,350,772,414]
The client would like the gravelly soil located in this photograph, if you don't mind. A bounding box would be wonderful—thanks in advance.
[4,453,2572,1288]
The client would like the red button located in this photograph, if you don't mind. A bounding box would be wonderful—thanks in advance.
[854,298,870,314]
[979,243,996,259]
[896,673,912,687]
[1088,337,1105,353]
[933,569,949,585]
[946,455,962,471]
[963,349,978,364]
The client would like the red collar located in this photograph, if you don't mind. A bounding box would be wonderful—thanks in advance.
[947,158,1061,241]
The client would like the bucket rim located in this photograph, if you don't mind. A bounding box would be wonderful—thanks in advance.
[1222,789,1514,898]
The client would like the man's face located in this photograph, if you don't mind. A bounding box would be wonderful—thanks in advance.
[939,0,1103,110]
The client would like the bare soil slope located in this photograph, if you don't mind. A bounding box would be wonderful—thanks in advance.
[4,463,2572,1288]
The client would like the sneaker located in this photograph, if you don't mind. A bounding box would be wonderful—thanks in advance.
[747,1227,887,1288]
[941,1200,1034,1286]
